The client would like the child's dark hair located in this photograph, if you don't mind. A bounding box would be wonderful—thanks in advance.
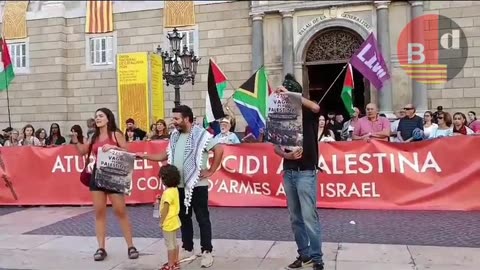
[159,164,180,188]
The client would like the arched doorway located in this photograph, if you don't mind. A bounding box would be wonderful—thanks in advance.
[303,27,369,118]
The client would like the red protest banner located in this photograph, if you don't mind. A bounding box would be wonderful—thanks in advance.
[1,136,479,211]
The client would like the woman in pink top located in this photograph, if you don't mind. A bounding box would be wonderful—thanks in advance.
[71,108,139,262]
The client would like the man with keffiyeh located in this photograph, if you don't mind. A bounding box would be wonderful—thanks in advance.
[138,105,224,268]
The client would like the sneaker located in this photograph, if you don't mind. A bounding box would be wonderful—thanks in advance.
[313,262,324,270]
[179,249,196,263]
[200,251,214,268]
[286,256,313,269]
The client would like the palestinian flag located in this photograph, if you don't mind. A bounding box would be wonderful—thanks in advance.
[233,67,269,139]
[341,63,355,116]
[204,58,227,125]
[0,38,15,91]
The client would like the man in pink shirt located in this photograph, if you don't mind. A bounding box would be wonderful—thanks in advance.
[353,103,391,141]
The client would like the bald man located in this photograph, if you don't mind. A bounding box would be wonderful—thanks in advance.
[352,103,391,141]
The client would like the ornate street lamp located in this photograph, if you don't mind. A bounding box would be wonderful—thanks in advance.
[157,28,201,107]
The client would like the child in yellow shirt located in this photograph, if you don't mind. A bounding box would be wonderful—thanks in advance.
[159,164,181,270]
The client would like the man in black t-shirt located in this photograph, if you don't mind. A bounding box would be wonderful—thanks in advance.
[273,74,324,270]
[124,118,147,141]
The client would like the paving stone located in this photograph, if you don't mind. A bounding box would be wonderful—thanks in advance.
[337,243,412,264]
[0,248,122,270]
[416,265,480,270]
[408,245,480,265]
[212,239,274,258]
[0,207,91,235]
[258,259,336,270]
[182,257,263,270]
[33,236,101,253]
[336,261,415,270]
[23,207,480,248]
[0,235,60,250]
[0,207,24,216]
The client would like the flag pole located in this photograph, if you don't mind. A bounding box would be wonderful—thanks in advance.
[0,37,11,128]
[5,78,11,128]
[317,63,348,104]
[222,80,237,107]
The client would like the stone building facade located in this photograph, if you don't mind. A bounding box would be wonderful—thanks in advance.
[0,0,479,133]
[0,0,252,133]
[253,0,480,117]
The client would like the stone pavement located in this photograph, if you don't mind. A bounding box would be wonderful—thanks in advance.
[0,206,479,270]
[24,206,480,247]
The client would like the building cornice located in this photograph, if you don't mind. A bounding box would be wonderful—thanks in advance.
[251,0,372,15]
[14,0,232,21]
[409,1,424,7]
[374,1,391,9]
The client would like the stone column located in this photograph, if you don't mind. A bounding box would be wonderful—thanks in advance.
[410,0,428,112]
[251,12,264,72]
[281,9,294,77]
[374,1,393,115]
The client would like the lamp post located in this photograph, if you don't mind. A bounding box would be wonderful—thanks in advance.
[157,28,201,107]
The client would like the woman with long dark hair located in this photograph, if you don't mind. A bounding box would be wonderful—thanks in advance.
[71,108,139,261]
[46,123,66,146]
[452,112,474,135]
[318,115,335,142]
[70,125,85,144]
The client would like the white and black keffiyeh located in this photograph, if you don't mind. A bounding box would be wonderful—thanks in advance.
[167,125,212,213]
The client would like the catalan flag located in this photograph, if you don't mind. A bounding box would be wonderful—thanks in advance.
[400,64,448,84]
[85,0,113,34]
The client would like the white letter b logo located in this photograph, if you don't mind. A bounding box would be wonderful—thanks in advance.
[408,43,425,64]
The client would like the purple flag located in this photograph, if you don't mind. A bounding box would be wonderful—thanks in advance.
[350,33,390,90]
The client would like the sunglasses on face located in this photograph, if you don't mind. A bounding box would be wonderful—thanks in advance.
[404,107,414,110]
[437,116,444,120]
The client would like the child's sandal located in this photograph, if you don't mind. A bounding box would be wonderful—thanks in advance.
[93,248,107,261]
[128,246,139,259]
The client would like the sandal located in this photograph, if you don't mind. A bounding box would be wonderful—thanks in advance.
[94,248,107,261]
[128,246,139,259]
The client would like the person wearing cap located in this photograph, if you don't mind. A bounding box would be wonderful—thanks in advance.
[433,105,443,124]
[214,117,240,145]
[124,118,147,141]
[272,74,325,270]
[1,127,13,146]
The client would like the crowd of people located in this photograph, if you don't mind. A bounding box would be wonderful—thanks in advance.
[2,104,478,149]
[0,114,241,148]
[317,104,480,143]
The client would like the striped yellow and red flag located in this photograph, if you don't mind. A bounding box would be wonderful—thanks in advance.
[85,0,113,34]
